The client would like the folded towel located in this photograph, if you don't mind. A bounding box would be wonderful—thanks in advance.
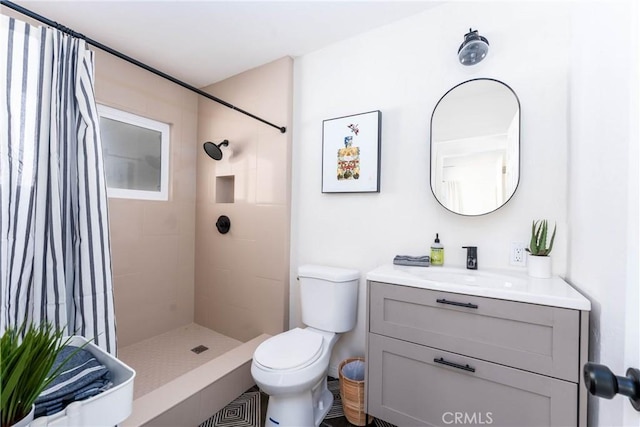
[393,255,431,267]
[35,345,112,417]
[36,379,113,416]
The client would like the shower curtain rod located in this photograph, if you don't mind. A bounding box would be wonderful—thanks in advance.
[1,0,287,134]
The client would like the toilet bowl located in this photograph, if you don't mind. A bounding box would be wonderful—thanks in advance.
[250,265,360,427]
[251,328,339,426]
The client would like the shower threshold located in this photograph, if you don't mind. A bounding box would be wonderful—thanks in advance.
[119,324,269,426]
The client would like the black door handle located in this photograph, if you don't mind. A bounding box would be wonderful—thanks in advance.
[583,362,640,411]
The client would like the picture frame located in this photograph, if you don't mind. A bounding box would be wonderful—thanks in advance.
[321,110,381,193]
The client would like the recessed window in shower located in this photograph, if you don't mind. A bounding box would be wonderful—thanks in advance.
[216,175,235,203]
[98,104,170,201]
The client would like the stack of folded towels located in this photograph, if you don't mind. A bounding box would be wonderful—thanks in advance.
[393,255,431,267]
[35,345,113,417]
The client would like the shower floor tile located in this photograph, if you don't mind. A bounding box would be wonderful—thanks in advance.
[119,323,242,399]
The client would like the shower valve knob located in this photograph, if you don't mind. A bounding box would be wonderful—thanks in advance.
[216,215,231,234]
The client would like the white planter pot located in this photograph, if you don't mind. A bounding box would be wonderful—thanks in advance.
[11,404,34,427]
[528,254,552,279]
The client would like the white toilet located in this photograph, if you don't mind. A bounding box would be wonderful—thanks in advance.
[251,264,360,427]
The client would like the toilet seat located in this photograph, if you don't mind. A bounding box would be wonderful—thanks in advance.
[254,328,323,371]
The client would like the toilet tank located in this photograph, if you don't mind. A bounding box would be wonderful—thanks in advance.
[298,265,360,333]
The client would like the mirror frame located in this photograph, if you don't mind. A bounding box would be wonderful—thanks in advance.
[430,78,521,216]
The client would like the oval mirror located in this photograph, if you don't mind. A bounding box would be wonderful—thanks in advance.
[430,78,520,216]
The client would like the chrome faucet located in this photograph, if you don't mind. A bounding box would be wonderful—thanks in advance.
[462,246,478,270]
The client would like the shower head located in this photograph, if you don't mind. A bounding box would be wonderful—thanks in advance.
[203,140,229,161]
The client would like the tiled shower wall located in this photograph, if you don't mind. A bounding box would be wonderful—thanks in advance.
[195,57,293,342]
[94,50,199,347]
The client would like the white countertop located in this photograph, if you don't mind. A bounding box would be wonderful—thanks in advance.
[366,265,591,311]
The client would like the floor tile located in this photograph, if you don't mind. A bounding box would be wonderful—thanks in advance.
[199,377,396,427]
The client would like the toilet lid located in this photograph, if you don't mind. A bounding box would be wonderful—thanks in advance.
[254,328,323,370]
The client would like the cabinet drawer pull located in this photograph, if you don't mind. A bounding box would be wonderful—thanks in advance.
[436,298,478,309]
[434,357,476,373]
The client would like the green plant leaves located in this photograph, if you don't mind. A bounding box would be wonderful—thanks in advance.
[528,220,556,256]
[1,321,71,427]
[529,220,539,254]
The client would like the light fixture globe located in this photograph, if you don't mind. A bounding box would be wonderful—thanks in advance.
[458,28,489,66]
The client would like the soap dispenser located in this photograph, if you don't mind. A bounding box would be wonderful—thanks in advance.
[431,234,444,266]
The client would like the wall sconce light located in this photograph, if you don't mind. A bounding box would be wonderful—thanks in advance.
[458,28,489,66]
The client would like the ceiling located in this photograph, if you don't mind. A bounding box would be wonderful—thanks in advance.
[10,1,442,88]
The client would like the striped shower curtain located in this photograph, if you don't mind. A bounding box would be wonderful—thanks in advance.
[0,16,116,354]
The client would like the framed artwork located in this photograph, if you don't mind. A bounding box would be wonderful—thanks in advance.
[322,110,381,193]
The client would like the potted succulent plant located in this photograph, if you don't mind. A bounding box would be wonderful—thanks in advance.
[526,219,556,278]
[1,321,71,427]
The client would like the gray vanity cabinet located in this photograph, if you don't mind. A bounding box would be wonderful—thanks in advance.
[365,281,589,427]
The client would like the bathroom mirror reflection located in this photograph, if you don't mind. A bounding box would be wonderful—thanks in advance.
[430,78,520,216]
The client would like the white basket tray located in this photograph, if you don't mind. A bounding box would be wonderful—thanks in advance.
[30,336,136,427]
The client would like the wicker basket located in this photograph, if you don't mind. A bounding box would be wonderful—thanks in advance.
[338,357,373,426]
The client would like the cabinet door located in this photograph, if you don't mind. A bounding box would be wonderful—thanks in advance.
[369,281,580,382]
[367,333,577,427]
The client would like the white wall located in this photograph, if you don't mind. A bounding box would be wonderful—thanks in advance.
[567,1,640,426]
[291,1,573,376]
